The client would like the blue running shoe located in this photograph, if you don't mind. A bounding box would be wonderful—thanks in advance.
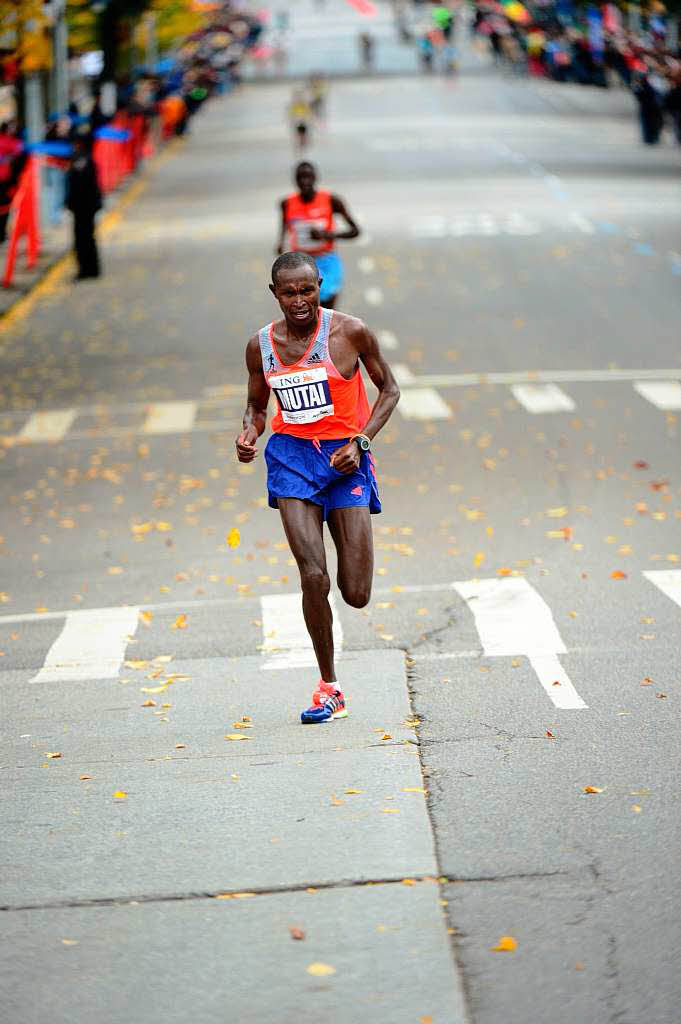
[300,688,347,725]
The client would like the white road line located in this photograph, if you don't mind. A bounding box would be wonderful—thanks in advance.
[633,381,681,410]
[30,607,140,683]
[398,388,452,421]
[377,329,399,351]
[452,577,587,709]
[143,401,197,434]
[364,286,384,306]
[413,368,681,388]
[358,256,375,274]
[392,363,416,385]
[18,409,77,443]
[261,592,343,669]
[510,383,576,414]
[643,570,681,610]
[569,211,595,234]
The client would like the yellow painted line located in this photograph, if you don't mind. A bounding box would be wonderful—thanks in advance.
[0,137,185,337]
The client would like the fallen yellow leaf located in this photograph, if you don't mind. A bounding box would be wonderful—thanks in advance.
[491,935,517,953]
[139,610,153,626]
[172,614,188,630]
[474,552,485,569]
[306,963,336,977]
[227,528,241,549]
[45,752,62,759]
[583,786,604,794]
[225,734,251,741]
[113,790,128,800]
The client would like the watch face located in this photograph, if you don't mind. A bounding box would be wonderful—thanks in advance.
[358,437,370,451]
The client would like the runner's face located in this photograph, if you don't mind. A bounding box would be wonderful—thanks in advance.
[296,167,316,198]
[272,267,320,329]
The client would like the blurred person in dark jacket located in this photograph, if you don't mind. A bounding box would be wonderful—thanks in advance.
[65,133,102,279]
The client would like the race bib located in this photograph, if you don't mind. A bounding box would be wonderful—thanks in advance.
[270,366,334,425]
[291,218,326,252]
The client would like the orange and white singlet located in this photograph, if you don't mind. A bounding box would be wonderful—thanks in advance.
[284,190,335,255]
[259,308,370,441]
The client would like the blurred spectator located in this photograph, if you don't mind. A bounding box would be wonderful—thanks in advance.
[65,133,102,280]
[0,121,24,244]
[359,32,375,70]
[289,88,312,151]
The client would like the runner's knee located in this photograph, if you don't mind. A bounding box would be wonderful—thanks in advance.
[300,563,330,597]
[339,578,371,609]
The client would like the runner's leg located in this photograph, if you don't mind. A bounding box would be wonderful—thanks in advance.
[327,506,374,608]
[278,497,336,682]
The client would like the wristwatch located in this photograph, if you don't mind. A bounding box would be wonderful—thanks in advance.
[352,433,371,452]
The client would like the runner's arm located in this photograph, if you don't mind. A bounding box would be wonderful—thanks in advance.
[329,322,400,473]
[355,324,400,440]
[310,194,360,242]
[236,336,270,462]
[276,199,287,254]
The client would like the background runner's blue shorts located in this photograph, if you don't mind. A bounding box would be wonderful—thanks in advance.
[265,434,381,521]
[315,251,344,302]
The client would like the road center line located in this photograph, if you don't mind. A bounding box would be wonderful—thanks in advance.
[452,577,587,709]
[30,607,140,683]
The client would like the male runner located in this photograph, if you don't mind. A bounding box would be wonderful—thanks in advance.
[236,251,400,724]
[276,161,360,309]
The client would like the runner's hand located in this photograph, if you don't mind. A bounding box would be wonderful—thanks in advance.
[330,441,360,474]
[236,428,259,462]
[309,227,334,241]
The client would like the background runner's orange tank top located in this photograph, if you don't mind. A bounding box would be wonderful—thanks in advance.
[258,309,370,441]
[284,190,334,255]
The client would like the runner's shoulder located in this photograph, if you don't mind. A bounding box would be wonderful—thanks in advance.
[331,310,370,347]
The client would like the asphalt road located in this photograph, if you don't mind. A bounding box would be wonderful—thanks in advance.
[2,9,681,1024]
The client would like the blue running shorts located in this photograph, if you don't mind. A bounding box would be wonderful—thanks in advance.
[264,434,381,521]
[315,250,344,303]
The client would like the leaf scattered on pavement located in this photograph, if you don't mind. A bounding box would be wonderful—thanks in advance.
[490,935,517,952]
[306,963,336,977]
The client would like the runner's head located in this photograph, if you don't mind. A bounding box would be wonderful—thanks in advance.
[270,252,321,329]
[295,161,317,200]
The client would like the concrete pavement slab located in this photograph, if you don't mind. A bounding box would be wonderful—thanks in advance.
[1,882,466,1024]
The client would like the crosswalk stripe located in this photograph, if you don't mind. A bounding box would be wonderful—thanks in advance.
[633,381,681,410]
[143,401,197,434]
[511,383,575,414]
[30,607,139,683]
[398,388,452,420]
[392,363,416,385]
[260,592,343,669]
[377,329,399,351]
[452,577,587,709]
[18,409,77,443]
[643,570,681,609]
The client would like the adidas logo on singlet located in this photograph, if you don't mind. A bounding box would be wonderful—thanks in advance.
[307,352,321,362]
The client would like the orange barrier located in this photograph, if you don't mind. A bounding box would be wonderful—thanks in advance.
[3,157,41,289]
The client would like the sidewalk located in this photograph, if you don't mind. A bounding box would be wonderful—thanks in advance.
[2,638,466,1022]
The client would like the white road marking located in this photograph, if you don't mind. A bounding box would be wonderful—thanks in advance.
[398,388,452,421]
[364,286,384,306]
[633,381,681,410]
[392,363,416,385]
[510,383,576,414]
[261,592,343,669]
[30,607,139,683]
[377,329,399,351]
[411,368,681,388]
[643,570,681,610]
[358,256,375,274]
[452,577,587,709]
[18,409,77,443]
[569,211,595,234]
[143,401,197,434]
